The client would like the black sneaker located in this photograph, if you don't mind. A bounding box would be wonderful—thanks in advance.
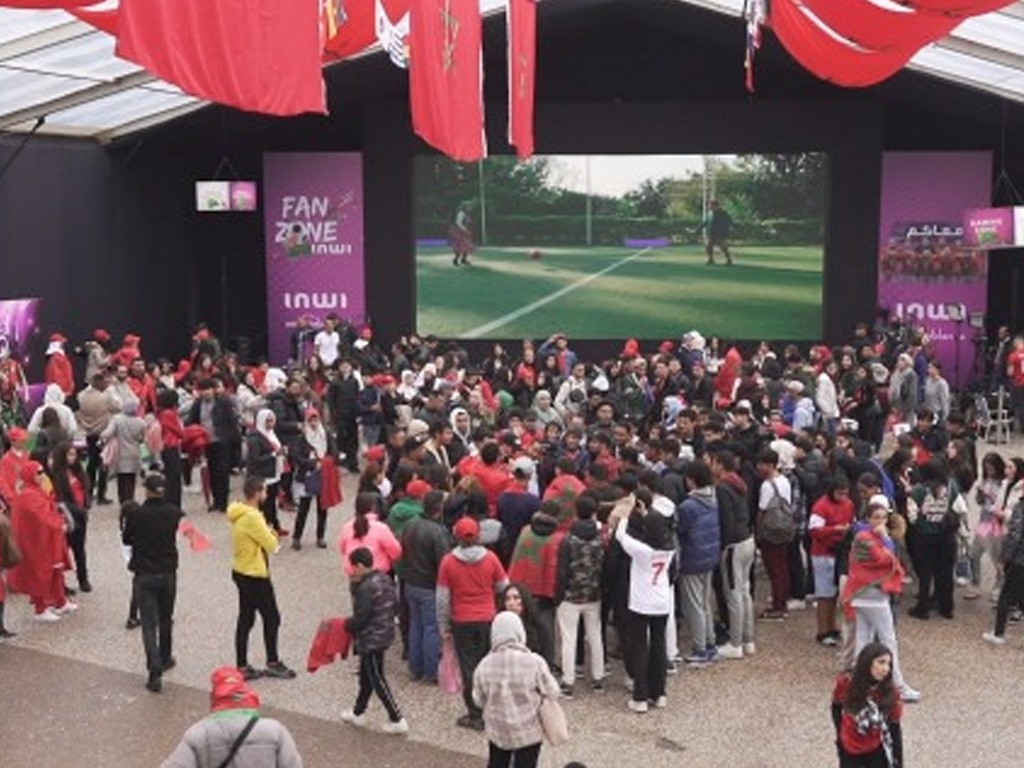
[240,665,263,681]
[0,628,16,641]
[125,617,141,630]
[317,539,327,549]
[591,680,605,693]
[264,661,297,679]
[146,675,162,693]
[456,714,485,731]
[559,681,574,699]
[79,580,93,593]
[162,657,177,672]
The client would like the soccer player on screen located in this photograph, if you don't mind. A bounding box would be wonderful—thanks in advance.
[694,200,734,266]
[449,205,474,266]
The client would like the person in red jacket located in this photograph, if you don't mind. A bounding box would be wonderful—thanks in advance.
[0,427,31,509]
[156,389,185,508]
[831,642,903,768]
[457,441,511,518]
[44,333,75,397]
[809,477,855,646]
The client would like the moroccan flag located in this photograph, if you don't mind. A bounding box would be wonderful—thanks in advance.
[409,0,486,161]
[507,0,536,158]
[115,0,326,117]
[323,0,376,60]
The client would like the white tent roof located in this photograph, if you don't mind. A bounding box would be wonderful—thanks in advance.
[1,0,1023,142]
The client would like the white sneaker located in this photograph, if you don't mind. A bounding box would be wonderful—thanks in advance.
[785,599,807,612]
[955,576,970,587]
[54,601,78,614]
[651,695,668,709]
[627,699,648,714]
[900,685,921,703]
[340,709,367,726]
[34,608,61,622]
[982,631,1006,646]
[381,718,409,735]
[717,643,744,660]
[743,642,757,656]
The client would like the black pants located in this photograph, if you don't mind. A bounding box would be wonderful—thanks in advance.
[995,562,1024,635]
[85,434,108,501]
[354,649,402,721]
[206,441,230,511]
[232,571,281,667]
[135,572,176,675]
[294,495,325,542]
[66,509,88,585]
[624,611,668,703]
[336,417,359,471]
[788,536,809,601]
[161,448,183,509]
[913,533,955,616]
[451,621,490,718]
[261,481,281,529]
[117,472,137,505]
[488,742,541,768]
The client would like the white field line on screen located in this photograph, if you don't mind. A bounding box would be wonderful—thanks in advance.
[459,247,652,339]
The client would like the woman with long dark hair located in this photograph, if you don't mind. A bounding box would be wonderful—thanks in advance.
[337,492,402,577]
[499,582,554,668]
[49,442,91,593]
[967,452,1005,601]
[831,642,904,767]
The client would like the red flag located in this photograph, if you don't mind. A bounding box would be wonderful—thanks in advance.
[69,5,119,36]
[179,520,212,553]
[115,0,325,117]
[507,0,536,158]
[323,0,376,61]
[409,0,486,161]
[0,1,105,7]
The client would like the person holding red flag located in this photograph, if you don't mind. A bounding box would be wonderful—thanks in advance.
[44,333,75,398]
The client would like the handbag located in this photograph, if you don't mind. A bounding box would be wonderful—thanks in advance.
[438,638,463,695]
[303,468,322,497]
[216,715,259,768]
[538,695,569,746]
[0,513,22,568]
[101,438,119,469]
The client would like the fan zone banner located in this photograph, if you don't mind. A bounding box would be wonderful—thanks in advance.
[263,153,365,364]
[877,152,992,388]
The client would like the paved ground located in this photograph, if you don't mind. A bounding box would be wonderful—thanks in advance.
[3,441,1024,768]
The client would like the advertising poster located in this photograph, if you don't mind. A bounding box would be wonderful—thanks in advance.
[877,152,991,389]
[263,153,365,363]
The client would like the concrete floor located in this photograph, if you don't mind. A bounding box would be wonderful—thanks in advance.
[3,444,1024,768]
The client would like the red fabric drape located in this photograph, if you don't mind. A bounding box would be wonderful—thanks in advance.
[800,0,960,52]
[69,6,117,35]
[0,1,104,7]
[409,0,486,161]
[507,0,537,158]
[903,0,1017,16]
[770,0,915,87]
[115,0,325,117]
[323,0,376,61]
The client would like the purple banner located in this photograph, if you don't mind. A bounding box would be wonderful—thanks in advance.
[0,297,42,367]
[964,207,1014,248]
[878,152,991,389]
[264,153,365,364]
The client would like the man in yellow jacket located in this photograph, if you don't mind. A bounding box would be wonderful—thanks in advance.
[229,476,297,681]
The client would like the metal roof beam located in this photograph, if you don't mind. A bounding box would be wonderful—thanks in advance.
[0,69,155,131]
[0,21,94,63]
[95,99,207,143]
[940,33,1024,74]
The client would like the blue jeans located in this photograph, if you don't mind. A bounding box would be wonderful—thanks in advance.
[405,584,440,681]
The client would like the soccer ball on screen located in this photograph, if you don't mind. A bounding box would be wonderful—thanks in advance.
[528,248,543,260]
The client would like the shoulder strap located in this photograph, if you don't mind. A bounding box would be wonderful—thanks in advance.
[216,715,259,768]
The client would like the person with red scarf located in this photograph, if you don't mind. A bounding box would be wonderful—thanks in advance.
[7,461,75,621]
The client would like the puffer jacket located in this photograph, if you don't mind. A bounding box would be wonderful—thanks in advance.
[1003,502,1024,569]
[346,570,398,654]
[160,713,303,768]
[676,486,721,574]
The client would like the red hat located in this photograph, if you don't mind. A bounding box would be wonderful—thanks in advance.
[209,666,261,712]
[49,333,66,344]
[304,408,321,420]
[93,329,111,343]
[364,445,386,464]
[659,340,675,355]
[124,334,140,345]
[406,479,431,500]
[359,326,373,339]
[621,338,640,359]
[453,516,480,542]
[195,329,210,341]
[6,426,29,445]
[19,460,44,486]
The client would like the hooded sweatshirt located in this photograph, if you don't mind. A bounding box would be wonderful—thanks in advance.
[507,512,563,600]
[228,500,279,578]
[27,383,77,436]
[436,544,508,630]
[555,517,604,604]
[716,472,752,546]
[676,485,721,574]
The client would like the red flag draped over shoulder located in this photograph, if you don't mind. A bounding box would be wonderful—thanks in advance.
[409,0,486,161]
[115,0,326,117]
[507,0,536,158]
[0,1,104,7]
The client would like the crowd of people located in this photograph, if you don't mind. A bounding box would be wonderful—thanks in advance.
[2,314,1024,768]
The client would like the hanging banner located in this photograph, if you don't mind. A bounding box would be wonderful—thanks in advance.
[263,153,365,364]
[963,207,1015,248]
[877,152,992,389]
[0,298,42,365]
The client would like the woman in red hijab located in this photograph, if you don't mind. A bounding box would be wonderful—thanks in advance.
[7,461,75,621]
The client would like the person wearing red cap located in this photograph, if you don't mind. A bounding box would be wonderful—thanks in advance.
[437,515,508,731]
[6,461,75,621]
[110,333,142,370]
[80,329,112,383]
[44,333,75,397]
[0,427,31,507]
[160,666,303,767]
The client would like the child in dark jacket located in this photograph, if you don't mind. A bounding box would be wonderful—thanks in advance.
[341,547,408,734]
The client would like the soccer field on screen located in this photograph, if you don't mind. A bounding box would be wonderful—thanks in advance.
[415,243,823,340]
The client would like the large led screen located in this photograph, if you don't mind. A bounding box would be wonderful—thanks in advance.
[414,153,827,339]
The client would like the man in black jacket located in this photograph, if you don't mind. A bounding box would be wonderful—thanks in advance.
[401,490,451,682]
[186,377,238,512]
[121,473,184,692]
[341,547,408,734]
[327,358,361,472]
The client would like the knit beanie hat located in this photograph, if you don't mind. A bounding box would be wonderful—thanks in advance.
[209,667,261,712]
